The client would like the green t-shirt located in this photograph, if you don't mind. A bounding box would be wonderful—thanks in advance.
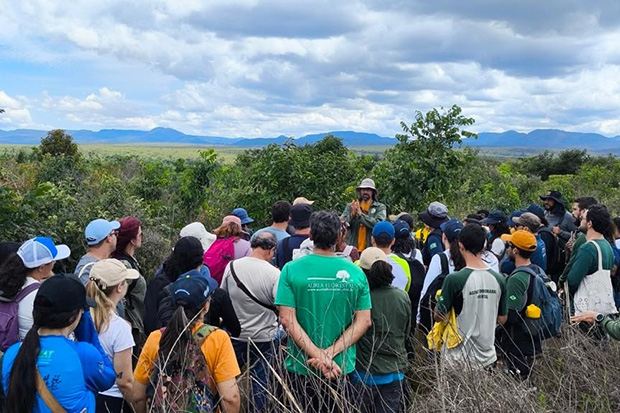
[436,267,507,367]
[356,286,411,375]
[275,254,372,375]
[567,239,614,294]
[560,232,586,284]
[507,270,530,312]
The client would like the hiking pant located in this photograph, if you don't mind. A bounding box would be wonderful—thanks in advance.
[287,372,358,413]
[233,339,277,412]
[357,379,405,413]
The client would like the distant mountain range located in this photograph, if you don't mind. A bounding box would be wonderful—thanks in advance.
[1,127,619,152]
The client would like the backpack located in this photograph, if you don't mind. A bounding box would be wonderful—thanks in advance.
[511,265,562,340]
[148,324,217,413]
[418,252,450,337]
[538,226,564,279]
[203,237,238,285]
[394,251,426,318]
[0,283,40,352]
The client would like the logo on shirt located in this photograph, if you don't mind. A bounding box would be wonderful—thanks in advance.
[429,242,437,249]
[336,270,351,282]
[509,295,517,301]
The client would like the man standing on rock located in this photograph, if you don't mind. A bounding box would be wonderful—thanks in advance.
[341,178,386,252]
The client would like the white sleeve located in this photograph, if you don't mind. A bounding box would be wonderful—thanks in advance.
[113,318,135,353]
[491,238,505,256]
[17,290,37,340]
[414,249,424,265]
[420,254,441,303]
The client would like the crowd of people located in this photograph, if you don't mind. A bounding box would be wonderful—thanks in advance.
[0,178,619,412]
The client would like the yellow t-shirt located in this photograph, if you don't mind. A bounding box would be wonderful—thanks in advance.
[134,323,241,390]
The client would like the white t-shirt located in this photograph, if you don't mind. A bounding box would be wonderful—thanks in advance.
[490,238,506,259]
[615,239,620,249]
[98,312,135,398]
[18,277,40,340]
[221,257,280,342]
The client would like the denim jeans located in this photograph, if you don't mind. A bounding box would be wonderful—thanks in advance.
[233,339,277,412]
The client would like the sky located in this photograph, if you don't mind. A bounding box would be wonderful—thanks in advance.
[1,0,620,138]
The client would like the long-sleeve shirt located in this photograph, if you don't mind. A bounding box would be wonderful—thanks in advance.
[600,316,620,341]
[545,210,577,242]
[341,201,387,251]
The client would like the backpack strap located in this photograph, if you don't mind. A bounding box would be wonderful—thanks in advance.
[439,252,449,276]
[192,324,218,346]
[78,261,96,280]
[343,245,353,256]
[14,283,40,303]
[229,261,278,314]
[511,265,540,309]
[36,368,66,413]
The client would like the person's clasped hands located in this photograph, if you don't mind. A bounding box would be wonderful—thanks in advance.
[307,349,342,380]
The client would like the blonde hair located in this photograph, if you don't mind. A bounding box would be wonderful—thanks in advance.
[86,279,119,333]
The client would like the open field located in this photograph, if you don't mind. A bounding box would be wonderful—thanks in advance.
[0,143,392,163]
[2,143,617,163]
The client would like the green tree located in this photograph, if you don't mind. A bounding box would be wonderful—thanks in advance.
[39,129,80,158]
[373,105,477,212]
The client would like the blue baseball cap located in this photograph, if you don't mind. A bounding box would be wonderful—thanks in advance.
[481,210,507,225]
[392,219,411,239]
[17,237,71,269]
[372,221,395,243]
[232,208,254,225]
[508,210,524,227]
[173,271,217,308]
[85,219,121,246]
[526,203,545,221]
[440,218,463,242]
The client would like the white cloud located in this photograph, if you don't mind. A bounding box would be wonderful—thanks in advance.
[0,91,35,127]
[1,1,620,137]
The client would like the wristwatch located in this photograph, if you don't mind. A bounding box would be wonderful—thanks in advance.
[595,313,605,324]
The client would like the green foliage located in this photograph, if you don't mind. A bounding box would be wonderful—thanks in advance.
[374,105,477,212]
[233,135,364,225]
[515,149,590,180]
[38,129,80,159]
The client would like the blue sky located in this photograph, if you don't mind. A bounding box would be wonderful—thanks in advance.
[1,0,620,138]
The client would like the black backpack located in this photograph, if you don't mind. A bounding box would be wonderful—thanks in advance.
[538,226,564,279]
[394,251,426,322]
[417,252,450,337]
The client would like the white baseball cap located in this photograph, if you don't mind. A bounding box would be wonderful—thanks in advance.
[17,237,71,269]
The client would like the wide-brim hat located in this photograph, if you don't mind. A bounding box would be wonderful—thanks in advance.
[539,191,567,206]
[356,178,377,193]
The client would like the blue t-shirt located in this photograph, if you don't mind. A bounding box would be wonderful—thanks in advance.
[252,227,290,243]
[275,234,309,268]
[2,336,113,412]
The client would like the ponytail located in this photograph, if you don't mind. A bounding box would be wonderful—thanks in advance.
[5,304,81,413]
[449,238,466,271]
[5,326,40,413]
[159,303,205,369]
[86,279,117,332]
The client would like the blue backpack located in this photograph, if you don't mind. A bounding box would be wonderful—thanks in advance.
[511,265,562,339]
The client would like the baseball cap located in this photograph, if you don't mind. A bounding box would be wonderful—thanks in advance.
[440,218,463,242]
[221,215,242,227]
[293,197,315,206]
[36,273,96,312]
[89,259,140,288]
[290,204,313,228]
[481,210,507,225]
[358,247,387,270]
[501,230,537,252]
[392,219,411,239]
[232,208,254,225]
[513,212,541,233]
[526,204,545,221]
[372,221,395,244]
[17,237,71,269]
[85,219,120,246]
[172,273,216,308]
